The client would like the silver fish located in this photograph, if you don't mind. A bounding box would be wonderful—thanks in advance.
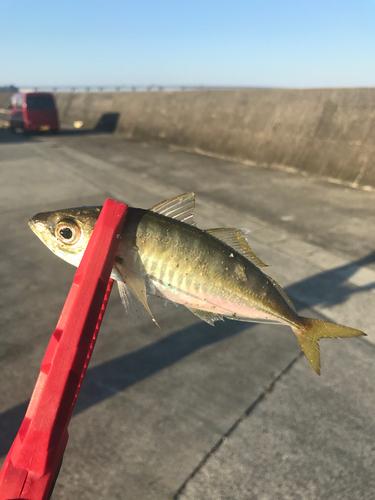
[29,193,365,374]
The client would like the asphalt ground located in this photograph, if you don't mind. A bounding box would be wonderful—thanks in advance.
[0,128,374,499]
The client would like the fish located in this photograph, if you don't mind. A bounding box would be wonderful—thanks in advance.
[28,192,365,375]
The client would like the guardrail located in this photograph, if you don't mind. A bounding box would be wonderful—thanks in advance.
[18,85,257,93]
[19,85,197,93]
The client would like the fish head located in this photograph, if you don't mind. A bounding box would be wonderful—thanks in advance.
[28,206,102,267]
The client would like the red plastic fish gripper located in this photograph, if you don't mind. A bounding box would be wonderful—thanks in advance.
[0,199,128,500]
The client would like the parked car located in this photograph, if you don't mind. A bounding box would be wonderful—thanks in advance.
[8,92,59,134]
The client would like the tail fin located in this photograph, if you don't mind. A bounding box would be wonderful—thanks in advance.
[292,318,365,375]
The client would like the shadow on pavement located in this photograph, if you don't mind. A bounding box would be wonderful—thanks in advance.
[0,112,120,144]
[0,319,251,457]
[0,129,39,144]
[59,112,120,135]
[287,250,375,308]
[0,251,373,457]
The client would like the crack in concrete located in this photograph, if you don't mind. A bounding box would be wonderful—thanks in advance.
[172,353,303,500]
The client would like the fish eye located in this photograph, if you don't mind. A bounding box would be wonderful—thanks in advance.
[59,227,72,239]
[55,221,81,245]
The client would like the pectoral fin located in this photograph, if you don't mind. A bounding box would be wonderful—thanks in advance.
[115,259,160,327]
[117,281,145,324]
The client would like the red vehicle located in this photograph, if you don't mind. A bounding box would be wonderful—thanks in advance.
[8,92,59,134]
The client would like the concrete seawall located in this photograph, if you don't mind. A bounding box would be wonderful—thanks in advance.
[2,89,375,188]
[54,88,375,189]
[0,93,11,109]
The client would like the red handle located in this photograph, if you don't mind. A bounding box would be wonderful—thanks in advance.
[0,199,127,500]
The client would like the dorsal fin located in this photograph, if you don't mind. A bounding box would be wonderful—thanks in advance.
[266,275,297,313]
[150,192,196,226]
[205,228,268,268]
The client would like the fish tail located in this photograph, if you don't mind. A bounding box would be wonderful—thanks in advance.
[292,317,365,375]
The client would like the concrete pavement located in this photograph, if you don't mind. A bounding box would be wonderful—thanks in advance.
[0,129,374,499]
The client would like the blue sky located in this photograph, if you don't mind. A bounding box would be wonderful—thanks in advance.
[1,1,375,88]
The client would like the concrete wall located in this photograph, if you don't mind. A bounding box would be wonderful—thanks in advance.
[54,88,375,189]
[16,89,375,188]
[0,93,12,109]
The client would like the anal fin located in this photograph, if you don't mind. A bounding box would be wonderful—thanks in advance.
[186,307,224,326]
[226,315,282,324]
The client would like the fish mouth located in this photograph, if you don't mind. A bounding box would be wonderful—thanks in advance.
[28,217,44,235]
[28,217,55,249]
